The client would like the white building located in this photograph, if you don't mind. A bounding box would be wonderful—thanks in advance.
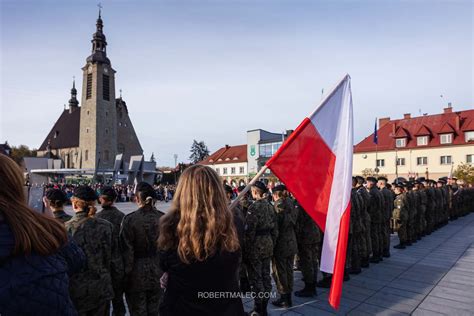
[353,106,474,181]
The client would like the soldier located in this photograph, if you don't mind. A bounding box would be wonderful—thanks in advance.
[97,186,126,316]
[392,183,408,249]
[66,186,117,315]
[377,177,393,258]
[423,179,436,235]
[366,177,383,263]
[405,183,417,245]
[238,185,253,217]
[355,176,371,268]
[294,201,321,296]
[349,177,363,274]
[271,185,298,308]
[44,188,72,223]
[120,182,165,316]
[244,181,278,316]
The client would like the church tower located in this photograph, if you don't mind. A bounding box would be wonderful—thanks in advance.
[79,10,117,170]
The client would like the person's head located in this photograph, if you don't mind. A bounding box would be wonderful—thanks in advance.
[251,181,267,200]
[45,188,68,210]
[366,177,377,189]
[71,186,97,217]
[99,186,117,207]
[377,177,388,189]
[355,176,365,187]
[394,184,404,195]
[352,177,357,188]
[223,184,234,201]
[135,182,157,207]
[0,155,67,256]
[272,185,286,201]
[158,165,239,264]
[437,180,445,188]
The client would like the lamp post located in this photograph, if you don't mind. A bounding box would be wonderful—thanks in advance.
[173,154,178,184]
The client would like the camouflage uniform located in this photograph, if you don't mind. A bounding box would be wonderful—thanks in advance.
[357,186,371,266]
[294,203,321,294]
[53,209,72,223]
[392,192,408,246]
[96,205,126,316]
[418,189,428,236]
[434,187,443,228]
[367,186,383,261]
[348,188,363,273]
[66,211,118,315]
[120,205,165,316]
[237,197,252,293]
[272,198,297,295]
[425,186,436,234]
[380,187,393,257]
[244,198,278,310]
[406,190,417,243]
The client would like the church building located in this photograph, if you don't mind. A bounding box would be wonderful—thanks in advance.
[37,11,143,170]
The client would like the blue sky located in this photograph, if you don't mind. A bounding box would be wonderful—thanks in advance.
[1,0,472,166]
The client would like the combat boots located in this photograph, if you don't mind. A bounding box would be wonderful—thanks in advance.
[271,293,292,308]
[294,282,316,297]
[393,243,406,249]
[316,276,332,288]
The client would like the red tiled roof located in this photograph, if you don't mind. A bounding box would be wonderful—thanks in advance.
[354,109,474,153]
[200,144,247,165]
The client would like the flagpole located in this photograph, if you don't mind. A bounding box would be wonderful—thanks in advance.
[230,165,268,210]
[395,148,399,181]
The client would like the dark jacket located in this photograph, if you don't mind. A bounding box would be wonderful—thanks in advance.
[159,214,245,316]
[0,214,85,316]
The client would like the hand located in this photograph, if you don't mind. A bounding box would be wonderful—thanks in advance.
[160,272,168,289]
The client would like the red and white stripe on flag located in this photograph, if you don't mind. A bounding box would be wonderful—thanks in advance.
[266,74,353,309]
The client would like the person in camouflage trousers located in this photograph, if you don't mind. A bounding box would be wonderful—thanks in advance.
[120,182,165,316]
[66,186,120,316]
[356,176,371,268]
[377,177,393,258]
[244,181,278,316]
[366,177,383,263]
[271,185,298,308]
[294,201,321,296]
[392,183,409,249]
[348,177,363,274]
[97,186,126,316]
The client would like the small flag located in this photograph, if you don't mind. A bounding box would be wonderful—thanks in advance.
[266,74,353,309]
[373,118,378,144]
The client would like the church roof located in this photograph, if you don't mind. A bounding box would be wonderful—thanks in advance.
[39,109,80,151]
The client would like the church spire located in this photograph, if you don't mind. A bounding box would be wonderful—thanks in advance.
[68,77,79,112]
[87,5,110,65]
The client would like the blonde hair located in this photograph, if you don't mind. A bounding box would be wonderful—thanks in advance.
[158,165,240,264]
[71,197,97,217]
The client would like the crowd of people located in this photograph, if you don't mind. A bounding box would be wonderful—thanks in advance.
[1,151,473,316]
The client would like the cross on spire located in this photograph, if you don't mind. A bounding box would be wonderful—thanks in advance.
[119,89,122,99]
[98,3,102,18]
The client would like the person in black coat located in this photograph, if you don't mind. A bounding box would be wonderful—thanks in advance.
[0,155,86,316]
[158,165,245,316]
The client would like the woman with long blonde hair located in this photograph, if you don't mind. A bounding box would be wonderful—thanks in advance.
[0,154,85,315]
[158,165,244,316]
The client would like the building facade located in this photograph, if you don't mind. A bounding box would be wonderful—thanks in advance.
[200,144,248,186]
[37,11,143,171]
[354,106,474,181]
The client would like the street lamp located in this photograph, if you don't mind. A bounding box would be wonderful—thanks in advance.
[173,154,178,184]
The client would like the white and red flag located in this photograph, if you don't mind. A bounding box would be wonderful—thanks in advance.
[266,74,353,309]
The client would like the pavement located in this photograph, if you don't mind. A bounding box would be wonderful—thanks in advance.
[65,203,474,315]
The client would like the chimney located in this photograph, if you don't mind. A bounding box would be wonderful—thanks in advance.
[455,115,460,131]
[379,117,390,128]
[403,113,411,119]
[225,144,230,149]
[444,105,453,114]
[391,122,396,135]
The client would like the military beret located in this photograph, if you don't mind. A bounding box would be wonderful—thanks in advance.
[223,185,233,195]
[377,176,388,182]
[73,186,97,201]
[366,177,377,183]
[46,188,67,202]
[272,185,286,193]
[100,186,117,200]
[252,181,268,193]
[417,177,426,182]
[237,185,246,193]
[136,182,157,199]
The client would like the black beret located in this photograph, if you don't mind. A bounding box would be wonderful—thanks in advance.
[366,177,377,183]
[73,186,97,201]
[394,183,404,189]
[136,182,156,199]
[237,185,246,193]
[100,186,117,200]
[377,177,388,182]
[417,177,426,182]
[272,185,286,193]
[223,185,233,195]
[252,181,268,193]
[46,188,67,202]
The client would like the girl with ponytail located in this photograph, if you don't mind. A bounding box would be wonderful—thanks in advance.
[66,186,118,315]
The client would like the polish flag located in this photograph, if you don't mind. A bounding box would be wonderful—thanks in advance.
[266,74,353,309]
